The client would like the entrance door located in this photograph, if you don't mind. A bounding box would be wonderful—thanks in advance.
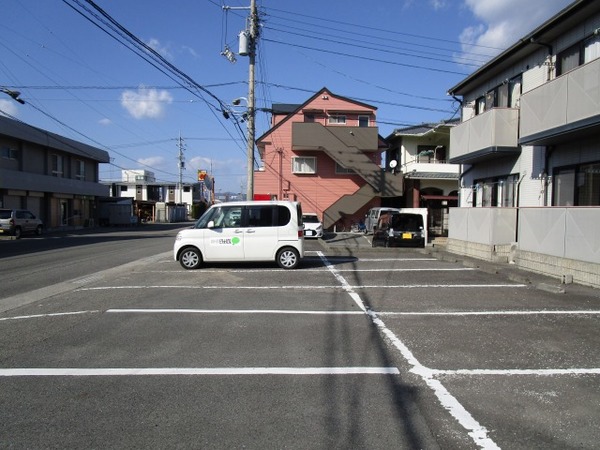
[60,201,68,226]
[202,205,245,261]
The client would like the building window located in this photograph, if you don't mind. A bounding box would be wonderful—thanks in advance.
[120,185,128,192]
[335,163,354,174]
[328,115,346,125]
[292,157,317,174]
[553,163,600,206]
[473,174,518,207]
[557,34,600,77]
[51,154,64,177]
[1,146,18,160]
[76,160,85,179]
[358,115,369,127]
[304,114,315,123]
[557,43,581,76]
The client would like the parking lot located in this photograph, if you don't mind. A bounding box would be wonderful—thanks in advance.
[1,231,599,448]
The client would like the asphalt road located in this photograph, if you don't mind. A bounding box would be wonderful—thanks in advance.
[1,227,599,449]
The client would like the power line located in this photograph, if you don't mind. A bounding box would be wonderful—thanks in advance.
[265,6,505,52]
[262,38,470,76]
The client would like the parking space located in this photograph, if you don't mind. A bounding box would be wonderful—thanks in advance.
[1,240,600,448]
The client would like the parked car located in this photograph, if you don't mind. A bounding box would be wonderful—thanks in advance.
[371,212,425,248]
[174,201,304,270]
[0,209,44,239]
[364,207,401,234]
[302,213,323,238]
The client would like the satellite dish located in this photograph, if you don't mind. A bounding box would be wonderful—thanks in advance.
[389,160,398,169]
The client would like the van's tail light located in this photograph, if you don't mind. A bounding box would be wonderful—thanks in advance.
[298,230,304,238]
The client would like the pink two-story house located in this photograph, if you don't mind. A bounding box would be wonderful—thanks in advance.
[254,88,402,230]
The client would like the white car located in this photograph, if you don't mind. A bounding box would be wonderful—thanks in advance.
[174,201,304,270]
[302,213,323,238]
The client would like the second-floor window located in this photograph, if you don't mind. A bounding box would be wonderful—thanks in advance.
[51,154,63,177]
[557,34,600,76]
[76,160,85,179]
[328,115,346,125]
[476,75,521,115]
[292,157,316,174]
[1,146,18,160]
[358,115,369,127]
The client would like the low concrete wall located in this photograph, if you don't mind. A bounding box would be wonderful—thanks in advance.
[448,207,600,288]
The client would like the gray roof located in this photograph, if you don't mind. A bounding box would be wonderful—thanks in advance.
[0,115,110,163]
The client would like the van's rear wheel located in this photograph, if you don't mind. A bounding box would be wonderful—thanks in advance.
[277,247,299,270]
[179,247,202,270]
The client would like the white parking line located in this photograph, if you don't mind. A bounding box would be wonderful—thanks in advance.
[148,267,470,273]
[0,310,99,321]
[379,310,600,316]
[430,368,600,376]
[0,367,400,377]
[316,250,500,450]
[78,283,525,291]
[107,309,365,315]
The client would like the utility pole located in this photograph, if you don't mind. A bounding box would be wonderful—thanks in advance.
[177,133,185,204]
[246,0,257,201]
[223,0,259,201]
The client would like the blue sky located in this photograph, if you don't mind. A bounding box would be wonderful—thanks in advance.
[1,0,573,192]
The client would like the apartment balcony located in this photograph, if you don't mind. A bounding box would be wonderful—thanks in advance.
[402,160,460,180]
[520,57,600,145]
[449,108,520,164]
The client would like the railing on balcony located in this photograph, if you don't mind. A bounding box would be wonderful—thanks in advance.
[520,57,600,144]
[449,108,520,164]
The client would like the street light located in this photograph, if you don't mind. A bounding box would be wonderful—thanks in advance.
[230,96,254,200]
[0,88,25,104]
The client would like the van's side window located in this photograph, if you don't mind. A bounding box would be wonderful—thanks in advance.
[220,207,243,228]
[276,206,291,226]
[247,205,275,227]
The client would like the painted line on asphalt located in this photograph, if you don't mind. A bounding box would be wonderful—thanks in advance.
[316,250,500,450]
[103,309,600,317]
[379,310,600,316]
[0,367,400,377]
[148,267,471,273]
[78,283,526,291]
[106,309,365,315]
[0,310,99,322]
[430,368,600,376]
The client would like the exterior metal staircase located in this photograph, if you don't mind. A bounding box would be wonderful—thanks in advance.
[292,122,403,228]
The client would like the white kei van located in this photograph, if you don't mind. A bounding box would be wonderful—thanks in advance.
[174,201,304,270]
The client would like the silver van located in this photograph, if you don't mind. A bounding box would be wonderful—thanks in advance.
[174,201,304,270]
[364,207,400,234]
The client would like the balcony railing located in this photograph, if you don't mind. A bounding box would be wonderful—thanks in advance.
[520,57,600,144]
[449,108,520,164]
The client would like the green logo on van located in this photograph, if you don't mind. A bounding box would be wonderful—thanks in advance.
[231,236,241,245]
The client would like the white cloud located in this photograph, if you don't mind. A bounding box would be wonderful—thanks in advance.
[0,99,20,118]
[430,0,448,11]
[138,156,166,168]
[120,86,173,119]
[146,38,172,59]
[98,118,112,126]
[460,0,573,60]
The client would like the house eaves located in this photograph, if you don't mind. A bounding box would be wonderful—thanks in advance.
[448,0,600,97]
